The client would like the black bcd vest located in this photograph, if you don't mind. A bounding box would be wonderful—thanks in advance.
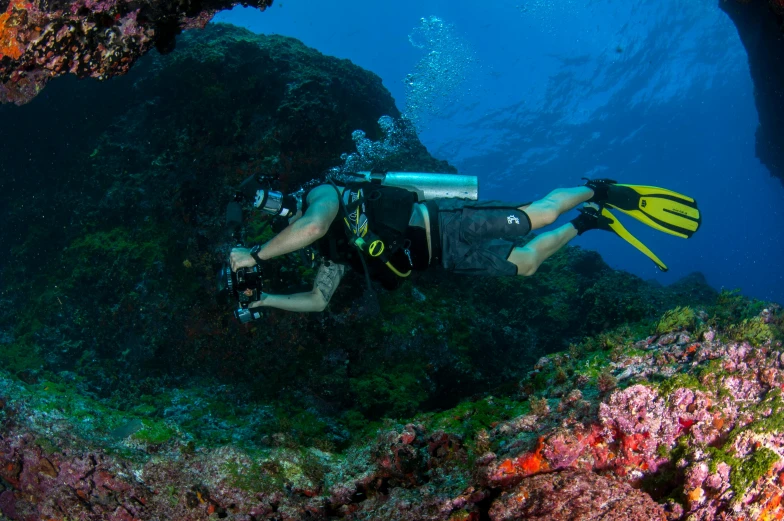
[308,182,419,289]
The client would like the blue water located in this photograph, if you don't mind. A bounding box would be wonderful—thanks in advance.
[216,0,784,304]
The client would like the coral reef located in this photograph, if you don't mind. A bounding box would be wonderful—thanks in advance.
[0,0,273,104]
[0,301,782,520]
[488,470,669,520]
[720,0,784,185]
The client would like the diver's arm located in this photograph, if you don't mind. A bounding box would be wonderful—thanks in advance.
[231,185,339,271]
[256,184,338,259]
[250,262,346,313]
[250,292,326,313]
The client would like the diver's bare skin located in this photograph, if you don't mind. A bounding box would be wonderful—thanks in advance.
[230,185,339,271]
[509,186,593,276]
[247,261,346,313]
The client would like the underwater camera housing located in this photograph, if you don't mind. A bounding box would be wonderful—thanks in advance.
[218,172,293,324]
[217,263,265,324]
[237,173,302,218]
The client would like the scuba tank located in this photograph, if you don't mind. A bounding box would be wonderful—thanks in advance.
[347,171,478,201]
[237,171,479,219]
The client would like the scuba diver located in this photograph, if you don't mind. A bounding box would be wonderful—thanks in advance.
[228,174,701,314]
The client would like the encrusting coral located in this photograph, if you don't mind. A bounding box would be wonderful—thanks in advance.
[0,302,782,520]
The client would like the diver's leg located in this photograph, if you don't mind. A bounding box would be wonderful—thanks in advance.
[520,187,593,231]
[507,223,578,276]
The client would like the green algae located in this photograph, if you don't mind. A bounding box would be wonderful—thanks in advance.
[712,289,767,324]
[277,407,333,446]
[577,351,613,380]
[132,420,176,445]
[640,436,690,503]
[656,307,697,334]
[656,372,705,395]
[735,447,779,494]
[130,403,158,416]
[727,317,777,345]
[745,389,784,439]
[34,437,60,454]
[707,445,780,499]
[109,419,145,441]
[349,364,431,419]
[581,271,660,329]
[0,339,44,375]
[702,391,784,500]
[425,396,529,442]
[245,215,278,245]
[65,227,168,276]
[221,447,333,495]
[298,447,331,485]
[656,443,669,458]
[223,453,285,493]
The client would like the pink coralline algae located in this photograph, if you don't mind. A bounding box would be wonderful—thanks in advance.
[488,470,669,521]
[483,314,784,520]
[0,0,274,104]
[0,433,148,521]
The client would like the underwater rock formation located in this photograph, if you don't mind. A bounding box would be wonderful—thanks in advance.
[0,303,782,520]
[0,23,452,401]
[0,0,273,104]
[720,0,784,185]
[488,470,669,520]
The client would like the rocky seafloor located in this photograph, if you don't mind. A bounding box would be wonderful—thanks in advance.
[0,295,783,520]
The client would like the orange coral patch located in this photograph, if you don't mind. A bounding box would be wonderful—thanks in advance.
[687,486,703,503]
[497,459,515,475]
[515,452,543,474]
[0,0,29,60]
[514,436,548,475]
[759,491,784,521]
[493,437,550,481]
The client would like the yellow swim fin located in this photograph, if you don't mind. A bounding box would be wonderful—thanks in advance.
[576,203,669,272]
[585,179,701,239]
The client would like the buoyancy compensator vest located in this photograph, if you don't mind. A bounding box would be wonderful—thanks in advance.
[311,182,419,287]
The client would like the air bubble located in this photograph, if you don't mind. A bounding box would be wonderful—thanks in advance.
[403,16,477,132]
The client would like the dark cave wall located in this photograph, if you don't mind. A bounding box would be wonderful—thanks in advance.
[720,0,784,185]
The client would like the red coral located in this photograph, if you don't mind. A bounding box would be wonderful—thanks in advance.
[490,437,549,486]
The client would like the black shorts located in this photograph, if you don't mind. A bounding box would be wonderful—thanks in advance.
[430,198,532,276]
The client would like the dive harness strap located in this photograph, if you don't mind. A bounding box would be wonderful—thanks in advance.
[329,181,413,279]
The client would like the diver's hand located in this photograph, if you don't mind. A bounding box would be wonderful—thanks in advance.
[230,247,256,272]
